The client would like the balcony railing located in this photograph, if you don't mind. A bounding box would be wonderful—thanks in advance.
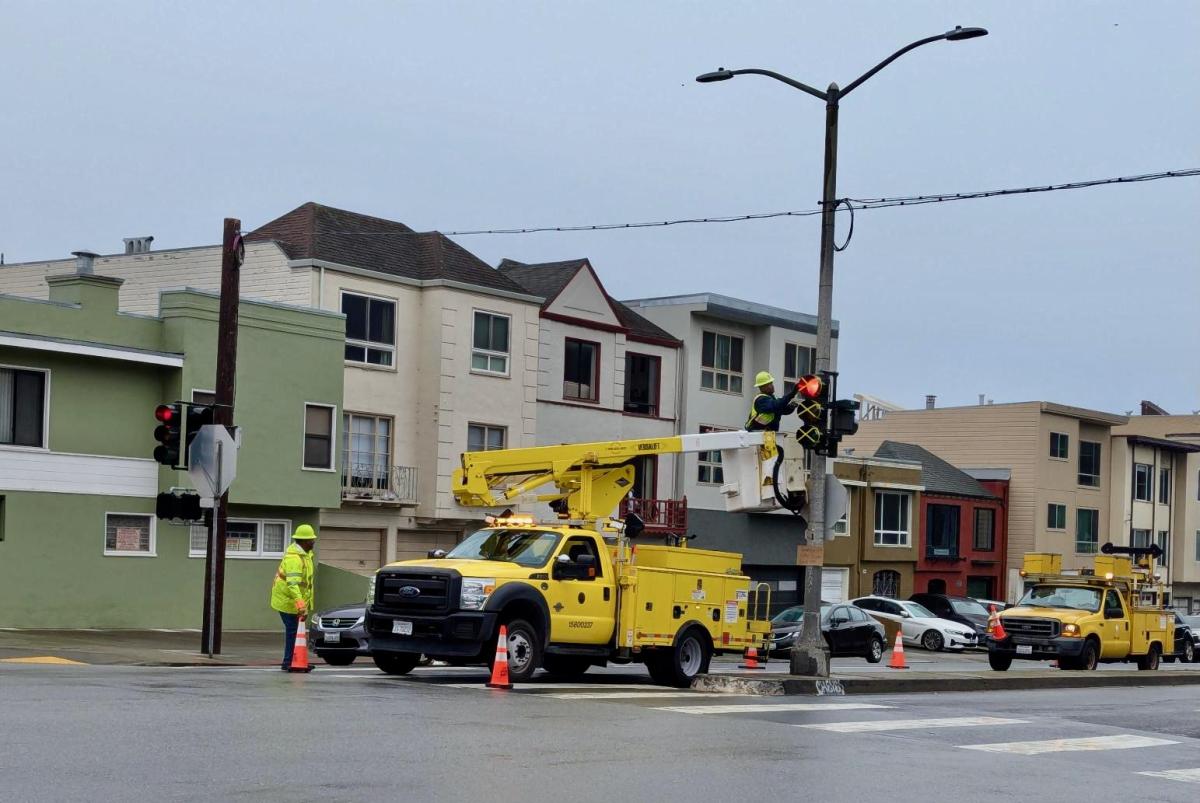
[341,463,418,505]
[619,497,688,535]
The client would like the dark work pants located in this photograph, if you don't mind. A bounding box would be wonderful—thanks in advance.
[280,612,299,668]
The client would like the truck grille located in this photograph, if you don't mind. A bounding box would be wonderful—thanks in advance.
[1003,617,1060,639]
[375,570,458,613]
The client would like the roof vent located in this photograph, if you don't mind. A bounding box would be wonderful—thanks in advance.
[123,236,154,254]
[925,395,937,410]
[71,250,99,275]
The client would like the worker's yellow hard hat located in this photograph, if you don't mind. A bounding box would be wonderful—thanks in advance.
[754,371,775,388]
[292,524,317,541]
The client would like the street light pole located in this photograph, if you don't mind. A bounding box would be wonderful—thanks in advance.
[697,25,987,678]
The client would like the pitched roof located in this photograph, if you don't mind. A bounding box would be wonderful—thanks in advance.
[875,441,996,500]
[498,258,681,345]
[246,203,532,296]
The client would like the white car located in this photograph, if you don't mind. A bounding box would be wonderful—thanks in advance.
[851,596,979,652]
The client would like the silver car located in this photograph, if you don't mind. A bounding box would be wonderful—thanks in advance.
[311,603,370,666]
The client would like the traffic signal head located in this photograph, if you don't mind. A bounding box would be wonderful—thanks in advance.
[185,404,215,453]
[795,374,826,401]
[156,490,202,522]
[794,374,829,449]
[153,403,183,467]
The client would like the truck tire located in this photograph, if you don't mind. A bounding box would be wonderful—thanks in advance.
[372,651,419,675]
[541,655,592,679]
[1078,638,1099,671]
[491,618,542,683]
[1136,643,1161,671]
[988,650,1012,671]
[648,628,712,688]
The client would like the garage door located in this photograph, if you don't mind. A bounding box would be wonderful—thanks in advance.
[318,528,384,576]
[394,530,460,563]
[821,567,849,603]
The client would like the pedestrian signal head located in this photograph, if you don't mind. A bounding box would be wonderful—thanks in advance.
[754,371,775,388]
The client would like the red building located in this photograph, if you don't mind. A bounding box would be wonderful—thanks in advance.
[875,442,1009,601]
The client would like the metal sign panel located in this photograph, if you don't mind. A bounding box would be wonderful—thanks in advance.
[824,474,850,534]
[187,425,238,500]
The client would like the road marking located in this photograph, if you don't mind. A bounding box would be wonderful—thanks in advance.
[962,735,1179,755]
[654,702,893,715]
[1139,768,1200,784]
[444,682,667,691]
[0,656,88,665]
[546,692,752,700]
[798,716,1027,733]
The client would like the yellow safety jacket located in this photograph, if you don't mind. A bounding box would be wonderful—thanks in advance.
[270,543,314,614]
[746,393,776,430]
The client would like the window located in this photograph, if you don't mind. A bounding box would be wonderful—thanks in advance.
[784,343,815,384]
[872,570,901,598]
[629,455,657,500]
[560,536,602,579]
[697,424,730,484]
[926,504,960,558]
[700,330,744,394]
[1049,432,1069,460]
[1078,441,1102,487]
[1131,528,1151,549]
[190,519,289,558]
[563,338,600,402]
[874,492,911,547]
[1196,530,1200,562]
[342,413,392,491]
[1047,503,1067,531]
[1104,590,1125,619]
[303,404,335,470]
[104,513,154,556]
[0,495,5,542]
[1133,463,1152,502]
[341,292,396,367]
[1159,468,1170,504]
[468,423,506,452]
[1076,508,1099,554]
[974,508,996,551]
[832,495,850,537]
[623,353,660,416]
[1157,530,1170,565]
[472,311,510,375]
[0,366,47,448]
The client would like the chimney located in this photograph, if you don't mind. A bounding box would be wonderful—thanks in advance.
[978,394,986,406]
[71,250,98,275]
[123,236,154,254]
[925,395,936,410]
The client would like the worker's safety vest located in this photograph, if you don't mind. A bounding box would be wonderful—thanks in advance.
[270,543,314,614]
[745,394,775,430]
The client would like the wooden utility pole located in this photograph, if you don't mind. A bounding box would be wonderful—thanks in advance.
[201,218,242,656]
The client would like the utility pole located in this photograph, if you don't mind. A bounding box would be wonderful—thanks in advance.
[201,218,242,656]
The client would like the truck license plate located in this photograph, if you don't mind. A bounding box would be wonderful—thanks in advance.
[392,620,413,636]
[324,632,341,644]
[1016,644,1032,655]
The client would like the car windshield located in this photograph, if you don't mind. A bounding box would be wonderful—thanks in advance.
[772,607,806,625]
[900,601,937,619]
[1183,616,1200,628]
[1018,585,1102,612]
[445,528,560,567]
[951,599,989,617]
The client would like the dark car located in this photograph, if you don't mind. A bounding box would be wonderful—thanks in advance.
[311,603,369,666]
[769,604,886,663]
[909,593,991,640]
[1164,613,1196,663]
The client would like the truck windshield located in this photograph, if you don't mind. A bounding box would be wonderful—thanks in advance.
[1019,585,1102,612]
[445,528,560,567]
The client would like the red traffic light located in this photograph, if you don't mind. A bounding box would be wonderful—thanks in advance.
[795,375,824,399]
[155,404,176,423]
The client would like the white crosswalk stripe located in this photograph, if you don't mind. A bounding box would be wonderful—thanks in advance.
[653,702,892,715]
[961,735,1179,755]
[1139,768,1200,784]
[797,716,1027,733]
[546,692,752,700]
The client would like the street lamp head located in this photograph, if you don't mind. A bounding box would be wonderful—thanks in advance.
[945,25,988,41]
[696,69,734,83]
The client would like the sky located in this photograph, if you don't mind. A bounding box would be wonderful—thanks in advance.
[2,1,1197,414]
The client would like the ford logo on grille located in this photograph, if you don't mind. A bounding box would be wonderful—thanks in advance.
[398,586,421,598]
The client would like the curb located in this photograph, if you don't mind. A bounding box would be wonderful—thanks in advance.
[694,670,1200,696]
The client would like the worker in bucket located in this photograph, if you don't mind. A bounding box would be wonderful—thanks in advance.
[745,371,798,432]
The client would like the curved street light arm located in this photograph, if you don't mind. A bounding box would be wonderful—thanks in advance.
[839,33,948,99]
[728,68,828,101]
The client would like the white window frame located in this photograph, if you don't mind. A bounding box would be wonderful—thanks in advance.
[103,512,156,557]
[699,330,744,395]
[873,491,911,547]
[1078,441,1102,487]
[302,403,337,472]
[697,424,730,485]
[0,363,51,452]
[783,343,815,385]
[1159,467,1170,505]
[1049,432,1069,461]
[189,518,292,559]
[1075,508,1100,554]
[341,290,397,369]
[1157,529,1170,565]
[471,309,511,377]
[1047,503,1067,531]
[831,488,851,537]
[467,422,507,452]
[1133,463,1153,502]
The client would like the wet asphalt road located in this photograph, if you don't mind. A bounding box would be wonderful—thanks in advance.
[3,662,1199,802]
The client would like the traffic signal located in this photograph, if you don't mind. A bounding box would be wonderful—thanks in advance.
[821,398,861,458]
[185,404,214,458]
[153,403,183,467]
[794,374,828,449]
[156,490,203,522]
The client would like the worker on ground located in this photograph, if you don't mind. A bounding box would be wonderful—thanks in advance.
[745,371,798,431]
[270,524,317,671]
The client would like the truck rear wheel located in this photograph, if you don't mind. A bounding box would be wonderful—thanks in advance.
[648,629,711,687]
[491,618,542,683]
[372,651,419,675]
[1136,644,1161,671]
[541,655,591,679]
[987,650,1012,671]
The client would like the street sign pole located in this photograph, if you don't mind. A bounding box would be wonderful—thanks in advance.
[203,442,223,657]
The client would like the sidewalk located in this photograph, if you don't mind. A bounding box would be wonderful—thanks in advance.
[0,629,285,667]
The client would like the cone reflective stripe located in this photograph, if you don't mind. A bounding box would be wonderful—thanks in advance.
[486,624,512,689]
[887,629,908,670]
[739,645,765,670]
[288,618,313,673]
[987,605,999,636]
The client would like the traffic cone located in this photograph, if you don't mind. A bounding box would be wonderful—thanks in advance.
[739,645,765,670]
[986,605,999,637]
[888,630,908,670]
[992,612,1008,642]
[486,625,513,690]
[288,618,313,673]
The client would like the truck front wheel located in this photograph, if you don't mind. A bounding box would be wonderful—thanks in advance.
[491,618,542,683]
[648,629,711,687]
[372,651,420,675]
[1136,644,1161,671]
[1074,639,1099,671]
[987,650,1012,671]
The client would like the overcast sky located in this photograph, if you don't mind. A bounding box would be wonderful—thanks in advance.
[3,2,1197,413]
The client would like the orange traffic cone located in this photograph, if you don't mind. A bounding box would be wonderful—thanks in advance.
[486,624,512,689]
[987,604,999,637]
[288,618,313,673]
[739,645,765,670]
[992,612,1008,642]
[888,630,908,670]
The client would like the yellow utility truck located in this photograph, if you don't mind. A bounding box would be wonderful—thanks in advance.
[365,431,809,686]
[988,544,1174,671]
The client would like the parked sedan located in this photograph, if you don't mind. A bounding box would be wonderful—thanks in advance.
[851,596,979,652]
[1164,613,1196,663]
[311,603,370,666]
[770,604,886,663]
[909,593,991,639]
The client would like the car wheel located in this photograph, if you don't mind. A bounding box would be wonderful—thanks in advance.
[921,630,945,652]
[491,619,542,683]
[318,651,356,667]
[1183,641,1195,663]
[372,651,419,675]
[1136,643,1161,671]
[987,650,1012,671]
[866,635,885,664]
[541,655,592,679]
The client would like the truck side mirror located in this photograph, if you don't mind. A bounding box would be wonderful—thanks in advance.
[427,549,447,559]
[623,513,645,539]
